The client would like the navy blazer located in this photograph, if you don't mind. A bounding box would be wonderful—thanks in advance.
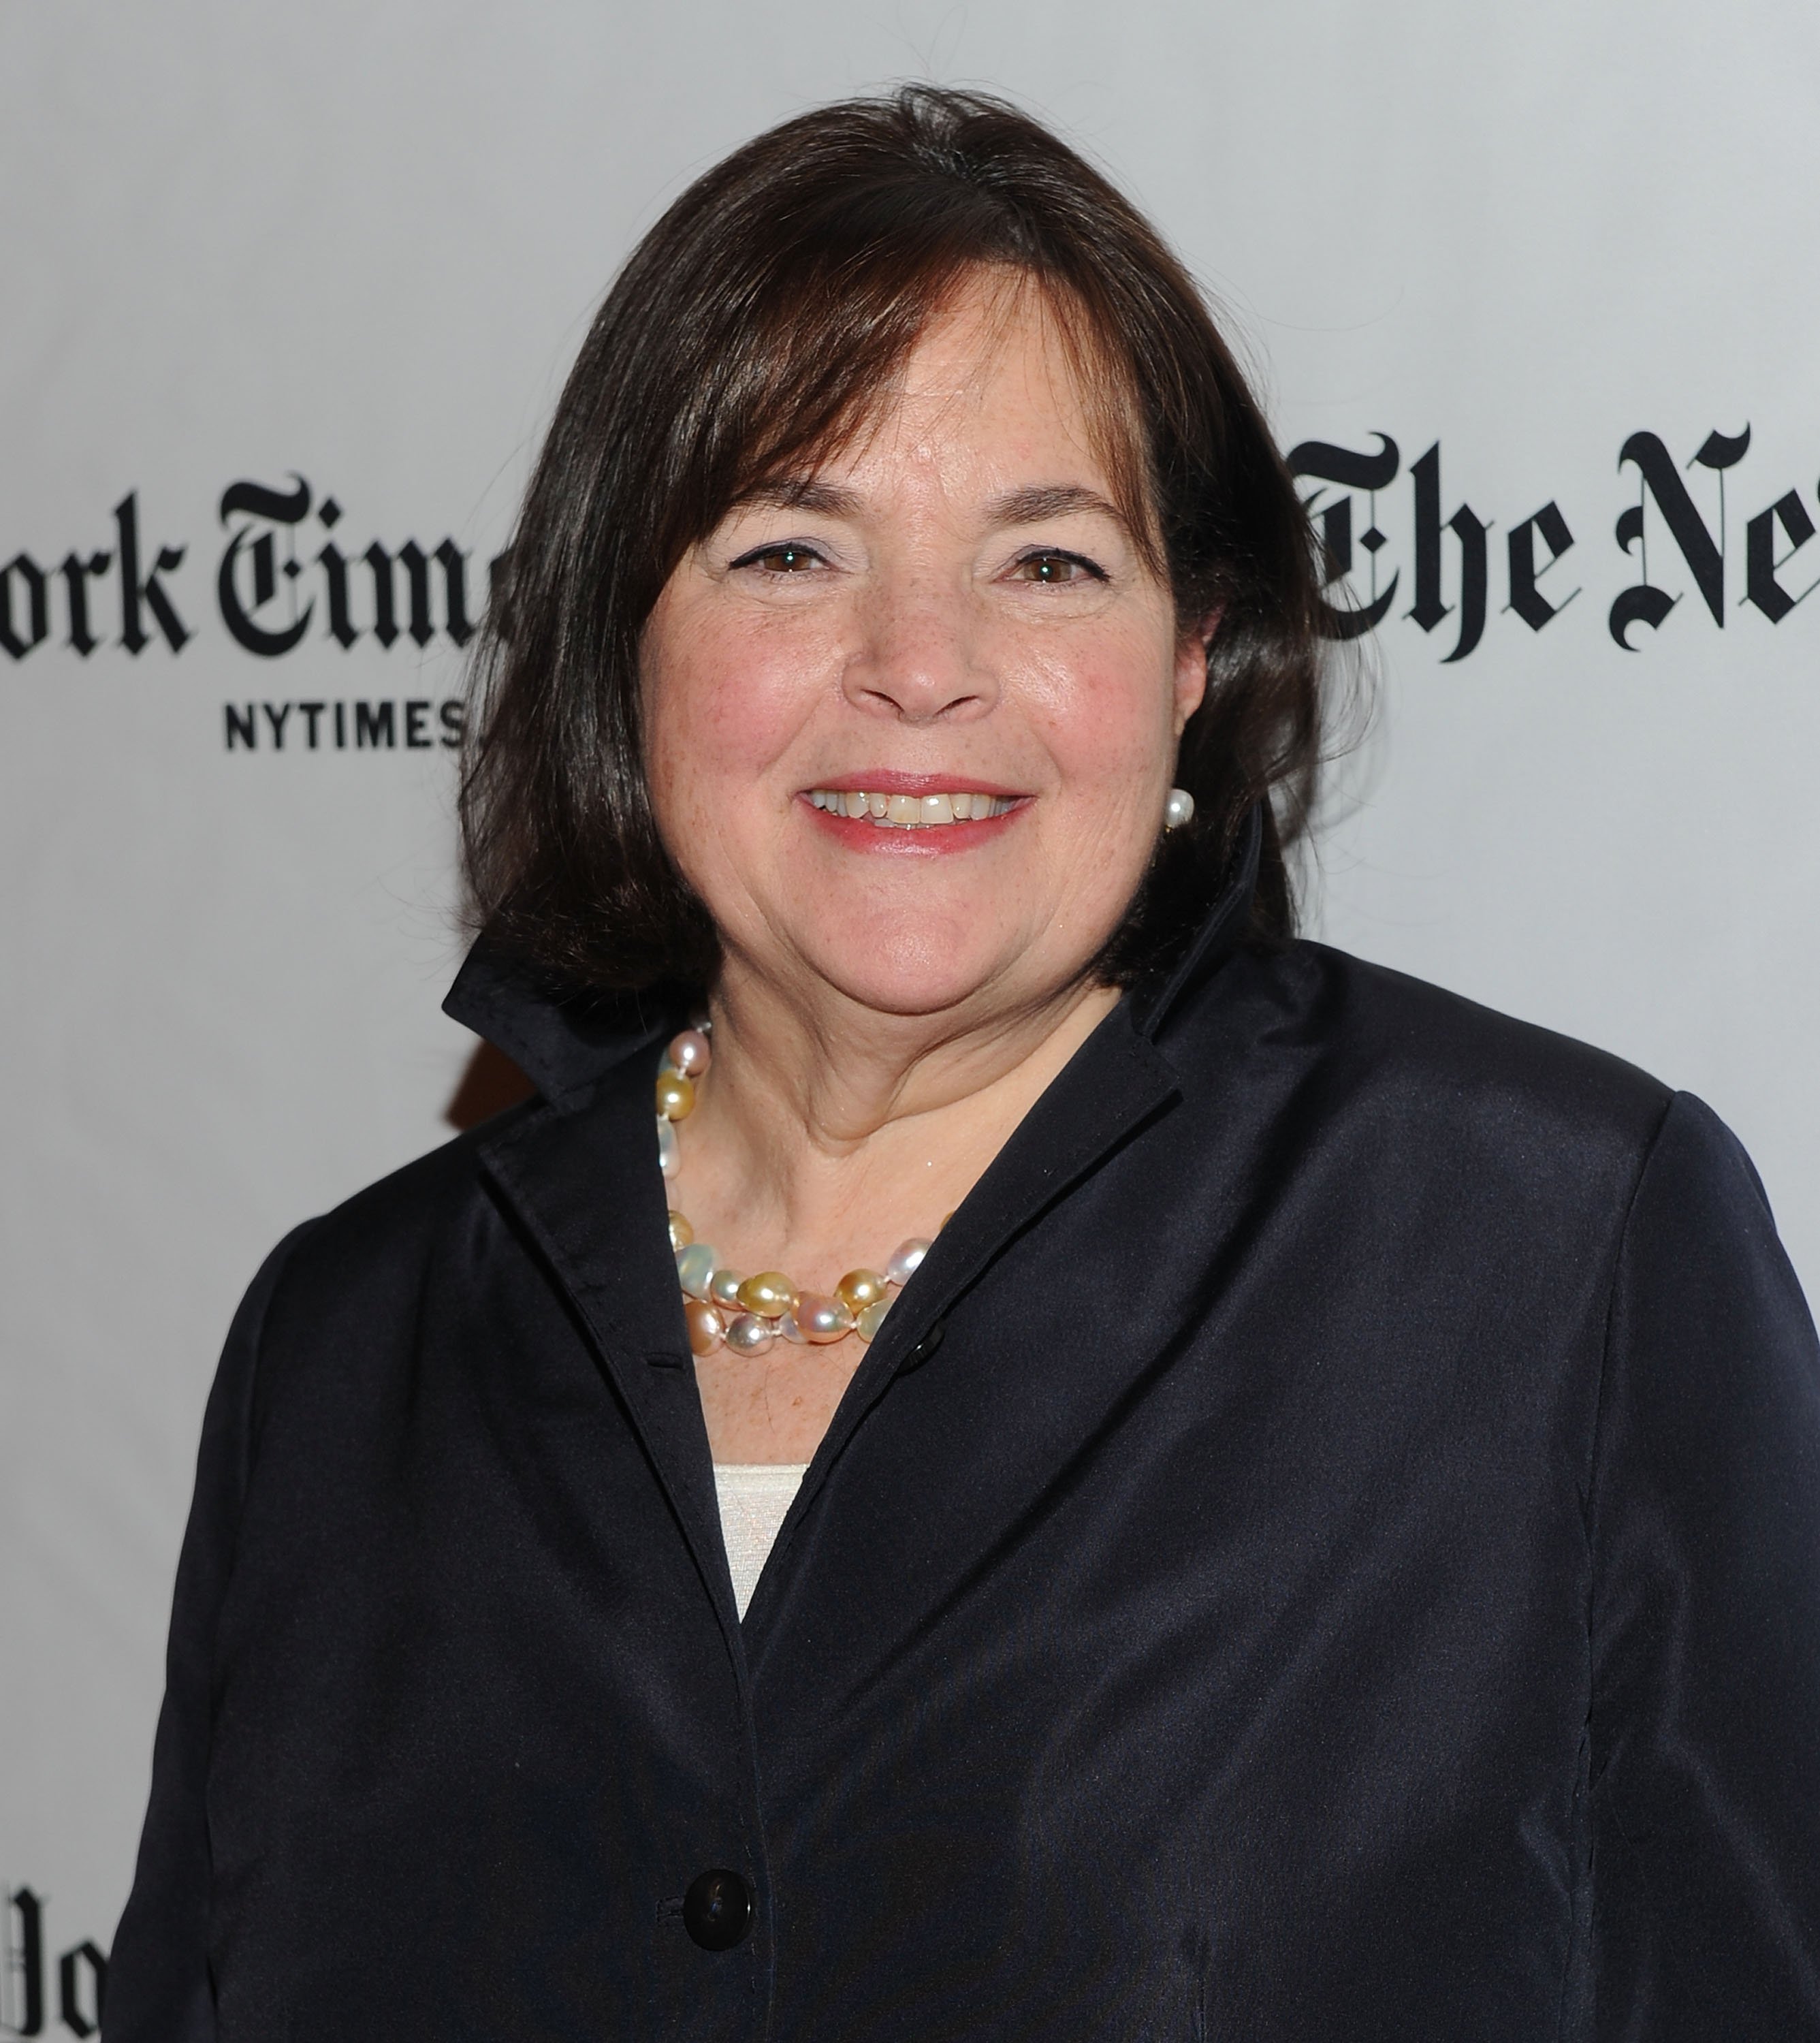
[109,836,1820,2040]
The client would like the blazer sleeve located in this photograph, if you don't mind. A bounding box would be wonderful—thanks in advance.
[1588,1093,1820,2034]
[104,1222,317,2043]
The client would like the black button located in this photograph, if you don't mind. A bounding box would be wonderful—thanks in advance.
[683,1868,753,1951]
[904,1320,945,1370]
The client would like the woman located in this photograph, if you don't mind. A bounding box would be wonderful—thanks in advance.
[109,89,1820,2039]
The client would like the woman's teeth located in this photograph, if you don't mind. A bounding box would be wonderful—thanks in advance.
[808,789,1016,827]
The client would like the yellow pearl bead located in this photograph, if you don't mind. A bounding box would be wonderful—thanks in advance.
[655,1071,695,1121]
[836,1269,887,1314]
[668,1209,693,1252]
[737,1271,797,1319]
[794,1293,855,1344]
[684,1299,723,1357]
[856,1297,893,1342]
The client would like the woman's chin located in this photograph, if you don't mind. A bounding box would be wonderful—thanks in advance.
[802,957,1015,1022]
[778,924,1042,1024]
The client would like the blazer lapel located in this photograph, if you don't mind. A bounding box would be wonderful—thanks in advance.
[475,1049,744,1636]
[776,998,1181,1541]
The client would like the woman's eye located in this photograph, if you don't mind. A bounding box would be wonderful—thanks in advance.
[1010,551,1102,584]
[735,543,824,574]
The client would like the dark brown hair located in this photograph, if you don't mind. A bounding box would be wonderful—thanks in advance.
[461,85,1328,994]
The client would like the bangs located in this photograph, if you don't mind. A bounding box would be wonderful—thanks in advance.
[659,240,1164,595]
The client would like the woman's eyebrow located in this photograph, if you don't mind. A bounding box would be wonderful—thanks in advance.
[984,483,1128,530]
[732,477,862,517]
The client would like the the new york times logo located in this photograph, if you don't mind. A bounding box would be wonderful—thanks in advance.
[0,474,498,752]
[3,428,1814,710]
[1,1888,104,2039]
[1288,423,1808,656]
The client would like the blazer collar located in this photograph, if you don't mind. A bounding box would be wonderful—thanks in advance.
[441,802,1265,1099]
[1128,802,1262,1042]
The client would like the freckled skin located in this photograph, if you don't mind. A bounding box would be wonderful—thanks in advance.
[641,279,1212,1463]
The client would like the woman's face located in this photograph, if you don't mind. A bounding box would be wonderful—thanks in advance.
[641,278,1209,1026]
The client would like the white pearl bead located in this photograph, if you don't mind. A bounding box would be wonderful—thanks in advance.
[1164,787,1195,832]
[657,1115,679,1177]
[667,1029,711,1076]
[795,1293,855,1343]
[675,1244,717,1300]
[885,1238,930,1286]
[724,1313,774,1356]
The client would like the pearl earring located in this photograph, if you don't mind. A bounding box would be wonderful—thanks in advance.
[1164,787,1195,832]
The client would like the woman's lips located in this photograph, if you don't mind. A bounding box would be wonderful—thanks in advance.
[799,780,1027,850]
[809,787,1016,827]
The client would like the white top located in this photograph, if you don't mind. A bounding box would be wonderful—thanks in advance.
[712,1463,808,1619]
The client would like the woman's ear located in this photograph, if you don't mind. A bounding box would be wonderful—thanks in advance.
[1172,607,1222,733]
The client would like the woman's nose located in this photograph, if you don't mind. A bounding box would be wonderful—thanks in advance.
[841,576,995,723]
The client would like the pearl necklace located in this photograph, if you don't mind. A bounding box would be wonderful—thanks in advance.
[656,1026,933,1360]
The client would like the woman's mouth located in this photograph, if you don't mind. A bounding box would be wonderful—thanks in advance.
[807,787,1019,828]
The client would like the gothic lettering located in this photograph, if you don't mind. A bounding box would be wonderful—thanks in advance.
[1506,503,1578,629]
[399,543,436,648]
[1286,434,1401,640]
[59,552,112,656]
[361,537,472,649]
[3,1887,45,2036]
[1744,489,1818,622]
[0,553,49,661]
[114,493,190,653]
[55,1944,104,2039]
[217,475,313,656]
[1408,443,1488,663]
[315,497,357,648]
[436,539,475,647]
[1608,427,1750,646]
[363,540,400,647]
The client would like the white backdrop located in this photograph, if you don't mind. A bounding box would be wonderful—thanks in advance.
[5,0,1818,2014]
